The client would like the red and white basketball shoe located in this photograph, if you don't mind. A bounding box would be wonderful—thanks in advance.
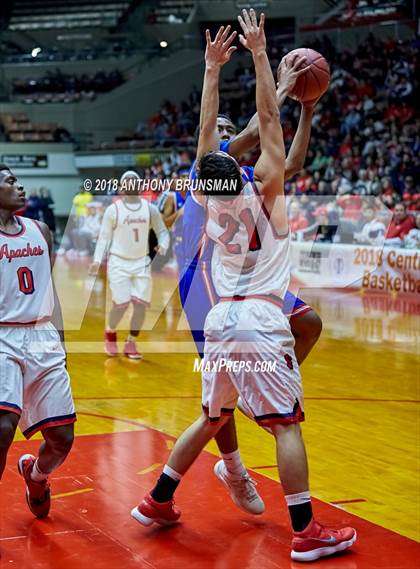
[18,454,51,518]
[291,517,357,562]
[131,493,180,526]
[104,330,118,357]
[123,339,142,360]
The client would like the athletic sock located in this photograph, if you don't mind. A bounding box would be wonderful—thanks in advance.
[221,450,247,477]
[127,334,137,342]
[107,328,116,334]
[285,491,313,532]
[151,464,182,503]
[31,459,48,482]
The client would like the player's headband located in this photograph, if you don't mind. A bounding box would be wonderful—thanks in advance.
[119,170,141,184]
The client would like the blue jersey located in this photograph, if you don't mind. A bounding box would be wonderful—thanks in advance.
[183,139,254,264]
[180,139,310,357]
[173,191,186,241]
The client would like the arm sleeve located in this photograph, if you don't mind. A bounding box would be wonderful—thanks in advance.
[149,203,170,255]
[93,205,116,263]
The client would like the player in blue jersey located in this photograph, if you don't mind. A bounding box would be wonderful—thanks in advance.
[182,84,322,357]
[178,25,322,514]
[179,26,322,513]
[161,167,189,271]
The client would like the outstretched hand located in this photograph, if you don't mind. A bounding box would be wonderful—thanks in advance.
[277,53,309,95]
[205,25,237,69]
[237,8,266,55]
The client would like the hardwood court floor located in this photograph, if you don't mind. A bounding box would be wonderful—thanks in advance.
[2,258,419,568]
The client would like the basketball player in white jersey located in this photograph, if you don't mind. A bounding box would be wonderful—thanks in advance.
[131,11,356,562]
[0,164,75,519]
[89,171,169,359]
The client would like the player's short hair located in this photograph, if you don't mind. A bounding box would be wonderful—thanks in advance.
[197,152,242,197]
[217,113,235,124]
[0,164,11,173]
[177,166,190,176]
[193,114,237,145]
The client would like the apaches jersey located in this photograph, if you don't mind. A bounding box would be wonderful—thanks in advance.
[0,216,54,324]
[94,198,169,264]
[206,182,291,299]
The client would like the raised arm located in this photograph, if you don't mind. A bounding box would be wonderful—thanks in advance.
[196,26,237,161]
[275,55,318,179]
[238,11,283,197]
[228,53,308,161]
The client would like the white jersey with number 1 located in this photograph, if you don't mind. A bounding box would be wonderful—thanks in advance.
[93,198,169,265]
[0,216,53,325]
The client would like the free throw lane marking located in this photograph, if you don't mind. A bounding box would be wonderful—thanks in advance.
[52,488,94,499]
[138,463,162,475]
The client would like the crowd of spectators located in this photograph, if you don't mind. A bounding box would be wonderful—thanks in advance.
[278,33,419,249]
[116,32,418,249]
[13,69,125,104]
[17,187,57,237]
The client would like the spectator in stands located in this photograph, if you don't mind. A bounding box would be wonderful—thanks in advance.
[354,169,369,194]
[365,170,381,196]
[385,203,416,247]
[13,69,124,103]
[288,201,309,238]
[72,187,92,218]
[71,202,103,256]
[296,169,312,193]
[25,190,41,220]
[38,187,56,238]
[404,213,420,249]
[380,177,400,208]
[310,149,329,173]
[54,125,72,143]
[354,206,386,246]
[298,206,336,243]
[401,175,417,201]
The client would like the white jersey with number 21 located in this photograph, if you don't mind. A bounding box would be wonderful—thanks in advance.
[206,182,291,300]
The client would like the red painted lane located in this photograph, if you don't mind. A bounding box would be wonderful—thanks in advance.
[1,430,419,569]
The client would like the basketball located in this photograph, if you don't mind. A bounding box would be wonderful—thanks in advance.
[284,48,330,102]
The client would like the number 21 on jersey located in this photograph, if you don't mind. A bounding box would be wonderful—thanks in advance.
[218,208,261,254]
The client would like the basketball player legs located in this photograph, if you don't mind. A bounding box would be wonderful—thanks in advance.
[17,425,74,519]
[108,303,128,330]
[131,412,233,526]
[165,412,231,475]
[213,415,238,453]
[129,301,146,338]
[37,424,74,474]
[179,268,261,511]
[290,309,322,365]
[272,422,309,496]
[0,410,20,478]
